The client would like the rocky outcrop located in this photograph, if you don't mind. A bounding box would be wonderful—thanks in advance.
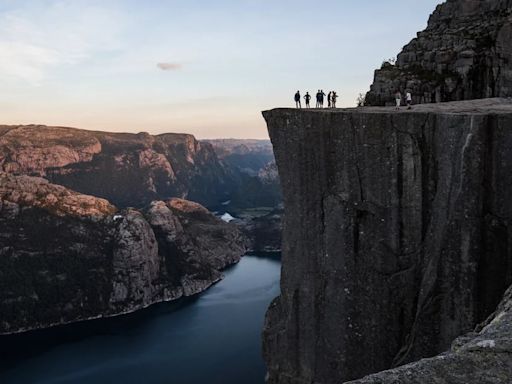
[262,99,512,383]
[236,208,283,253]
[347,285,512,384]
[0,125,232,208]
[366,0,512,106]
[0,173,115,217]
[0,173,246,334]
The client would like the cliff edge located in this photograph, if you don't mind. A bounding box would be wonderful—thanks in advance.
[263,98,512,383]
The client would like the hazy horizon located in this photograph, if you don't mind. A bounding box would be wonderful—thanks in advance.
[1,0,441,139]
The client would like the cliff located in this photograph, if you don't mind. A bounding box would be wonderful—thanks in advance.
[0,173,246,334]
[0,125,232,208]
[346,284,512,383]
[262,99,512,383]
[366,0,512,105]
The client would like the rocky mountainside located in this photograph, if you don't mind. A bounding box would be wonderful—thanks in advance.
[204,138,282,211]
[366,0,512,106]
[0,173,246,334]
[202,139,275,176]
[0,125,233,208]
[262,99,512,383]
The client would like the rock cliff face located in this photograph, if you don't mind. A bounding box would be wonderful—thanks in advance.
[347,285,512,384]
[0,173,246,334]
[263,99,512,383]
[0,125,232,208]
[366,0,512,106]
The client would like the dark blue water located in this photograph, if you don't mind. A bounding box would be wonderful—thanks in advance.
[0,254,281,384]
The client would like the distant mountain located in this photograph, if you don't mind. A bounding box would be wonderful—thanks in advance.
[0,126,284,334]
[203,139,274,177]
[0,125,233,208]
[203,139,282,252]
[0,173,247,334]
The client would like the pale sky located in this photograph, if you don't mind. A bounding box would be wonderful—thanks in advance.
[0,0,441,138]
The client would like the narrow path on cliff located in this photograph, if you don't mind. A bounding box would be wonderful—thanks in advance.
[0,254,280,384]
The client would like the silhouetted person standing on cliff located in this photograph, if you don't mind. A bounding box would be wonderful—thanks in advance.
[295,91,301,108]
[327,92,332,108]
[331,92,338,108]
[319,90,326,108]
[304,92,311,108]
[315,90,321,108]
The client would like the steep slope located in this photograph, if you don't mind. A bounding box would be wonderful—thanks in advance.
[0,125,232,208]
[262,99,512,383]
[366,0,512,105]
[0,173,246,334]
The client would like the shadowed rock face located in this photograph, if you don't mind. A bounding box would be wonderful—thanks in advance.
[0,125,232,208]
[203,139,283,210]
[347,285,512,384]
[366,0,512,106]
[0,174,246,334]
[262,99,512,383]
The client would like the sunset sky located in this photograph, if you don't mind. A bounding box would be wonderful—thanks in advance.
[0,0,441,138]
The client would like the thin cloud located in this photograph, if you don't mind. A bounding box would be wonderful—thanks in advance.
[0,4,126,86]
[157,62,183,71]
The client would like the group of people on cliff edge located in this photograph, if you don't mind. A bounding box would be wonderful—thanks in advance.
[294,90,338,109]
[395,90,413,110]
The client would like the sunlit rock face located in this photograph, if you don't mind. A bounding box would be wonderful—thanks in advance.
[0,125,232,208]
[0,174,246,335]
[262,99,512,383]
[366,0,512,106]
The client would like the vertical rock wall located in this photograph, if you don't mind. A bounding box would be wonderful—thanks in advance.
[262,100,512,383]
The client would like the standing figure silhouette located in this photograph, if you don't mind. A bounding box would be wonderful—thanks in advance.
[319,90,326,108]
[304,92,311,108]
[331,91,338,108]
[294,91,301,108]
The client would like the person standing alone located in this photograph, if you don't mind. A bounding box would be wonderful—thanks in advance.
[295,91,301,108]
[406,90,412,109]
[304,92,311,108]
[395,90,402,110]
